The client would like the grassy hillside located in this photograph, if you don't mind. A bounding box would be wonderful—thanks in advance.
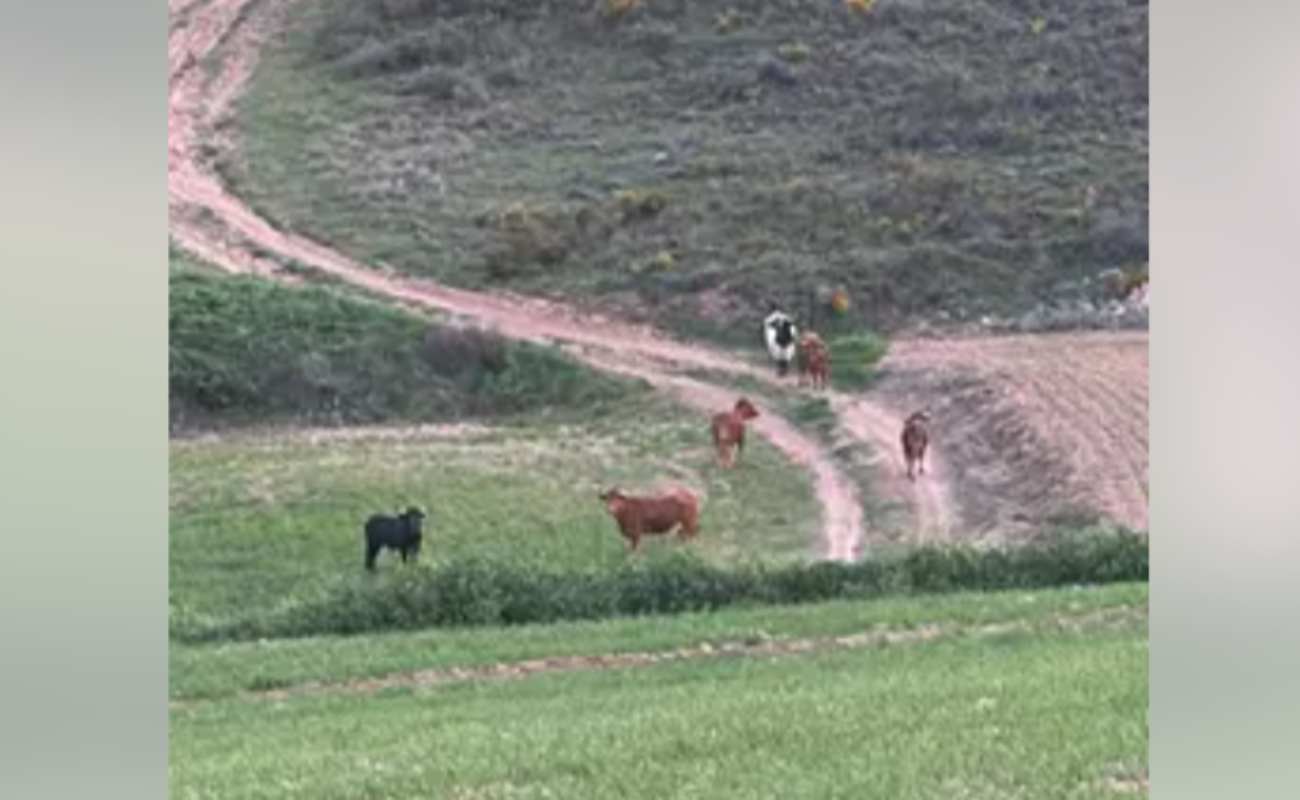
[226,0,1148,340]
[169,261,646,430]
[171,591,1148,799]
[169,407,825,642]
[170,409,1144,643]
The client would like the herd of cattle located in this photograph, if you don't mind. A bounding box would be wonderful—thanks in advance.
[361,306,931,568]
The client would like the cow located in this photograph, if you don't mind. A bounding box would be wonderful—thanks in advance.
[900,411,931,481]
[763,305,798,377]
[363,507,426,570]
[598,486,700,551]
[797,330,830,390]
[710,397,760,468]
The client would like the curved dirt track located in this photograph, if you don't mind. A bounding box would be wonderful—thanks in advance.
[168,0,874,560]
[169,0,1148,550]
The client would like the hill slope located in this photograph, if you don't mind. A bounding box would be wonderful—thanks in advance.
[223,0,1148,340]
[169,260,646,431]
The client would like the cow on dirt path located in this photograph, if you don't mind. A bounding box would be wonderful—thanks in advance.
[763,304,798,377]
[900,412,931,481]
[797,330,830,390]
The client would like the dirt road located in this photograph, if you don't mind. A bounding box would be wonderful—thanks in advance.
[169,0,877,560]
[168,0,1147,551]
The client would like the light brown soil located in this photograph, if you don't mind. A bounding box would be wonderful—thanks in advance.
[872,333,1149,537]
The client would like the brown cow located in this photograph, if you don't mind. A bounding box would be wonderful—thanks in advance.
[900,411,931,481]
[598,486,700,551]
[710,397,760,468]
[797,331,830,390]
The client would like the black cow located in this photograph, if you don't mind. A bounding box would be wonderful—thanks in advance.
[363,507,426,570]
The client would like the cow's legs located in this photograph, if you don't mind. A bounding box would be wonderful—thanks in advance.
[365,542,380,570]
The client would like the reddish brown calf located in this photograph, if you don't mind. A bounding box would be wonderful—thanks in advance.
[710,397,760,468]
[797,331,830,390]
[900,411,931,481]
[599,486,700,551]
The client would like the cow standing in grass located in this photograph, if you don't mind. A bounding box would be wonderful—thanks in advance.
[363,507,426,570]
[763,305,798,378]
[797,330,830,390]
[710,397,760,468]
[599,487,700,551]
[900,412,931,481]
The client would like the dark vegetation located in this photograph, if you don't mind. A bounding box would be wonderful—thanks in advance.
[228,0,1148,341]
[169,265,644,431]
[175,527,1147,642]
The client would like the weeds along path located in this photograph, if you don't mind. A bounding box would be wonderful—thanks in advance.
[169,0,873,560]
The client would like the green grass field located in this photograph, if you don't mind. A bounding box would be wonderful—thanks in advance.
[168,276,1148,796]
[173,1,1151,784]
[170,585,1147,799]
[225,0,1147,340]
[172,581,1146,702]
[170,403,822,642]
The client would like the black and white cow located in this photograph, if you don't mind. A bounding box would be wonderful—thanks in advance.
[363,507,426,570]
[763,305,798,377]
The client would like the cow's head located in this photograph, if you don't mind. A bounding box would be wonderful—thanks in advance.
[733,397,760,420]
[905,411,931,426]
[773,318,796,347]
[599,488,629,514]
[402,507,426,535]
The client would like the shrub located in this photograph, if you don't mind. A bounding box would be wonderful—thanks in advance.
[614,189,668,223]
[421,325,509,376]
[828,333,890,390]
[174,530,1148,642]
[777,42,812,64]
[601,0,642,22]
[715,9,744,34]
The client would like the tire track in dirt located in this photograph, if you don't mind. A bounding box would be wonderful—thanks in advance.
[170,605,1146,709]
[168,0,868,560]
[876,333,1149,534]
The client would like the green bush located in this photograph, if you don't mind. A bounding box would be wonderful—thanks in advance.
[175,529,1148,642]
[829,333,889,391]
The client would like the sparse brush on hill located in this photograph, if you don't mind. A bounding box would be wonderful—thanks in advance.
[229,0,1147,337]
[168,265,644,431]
